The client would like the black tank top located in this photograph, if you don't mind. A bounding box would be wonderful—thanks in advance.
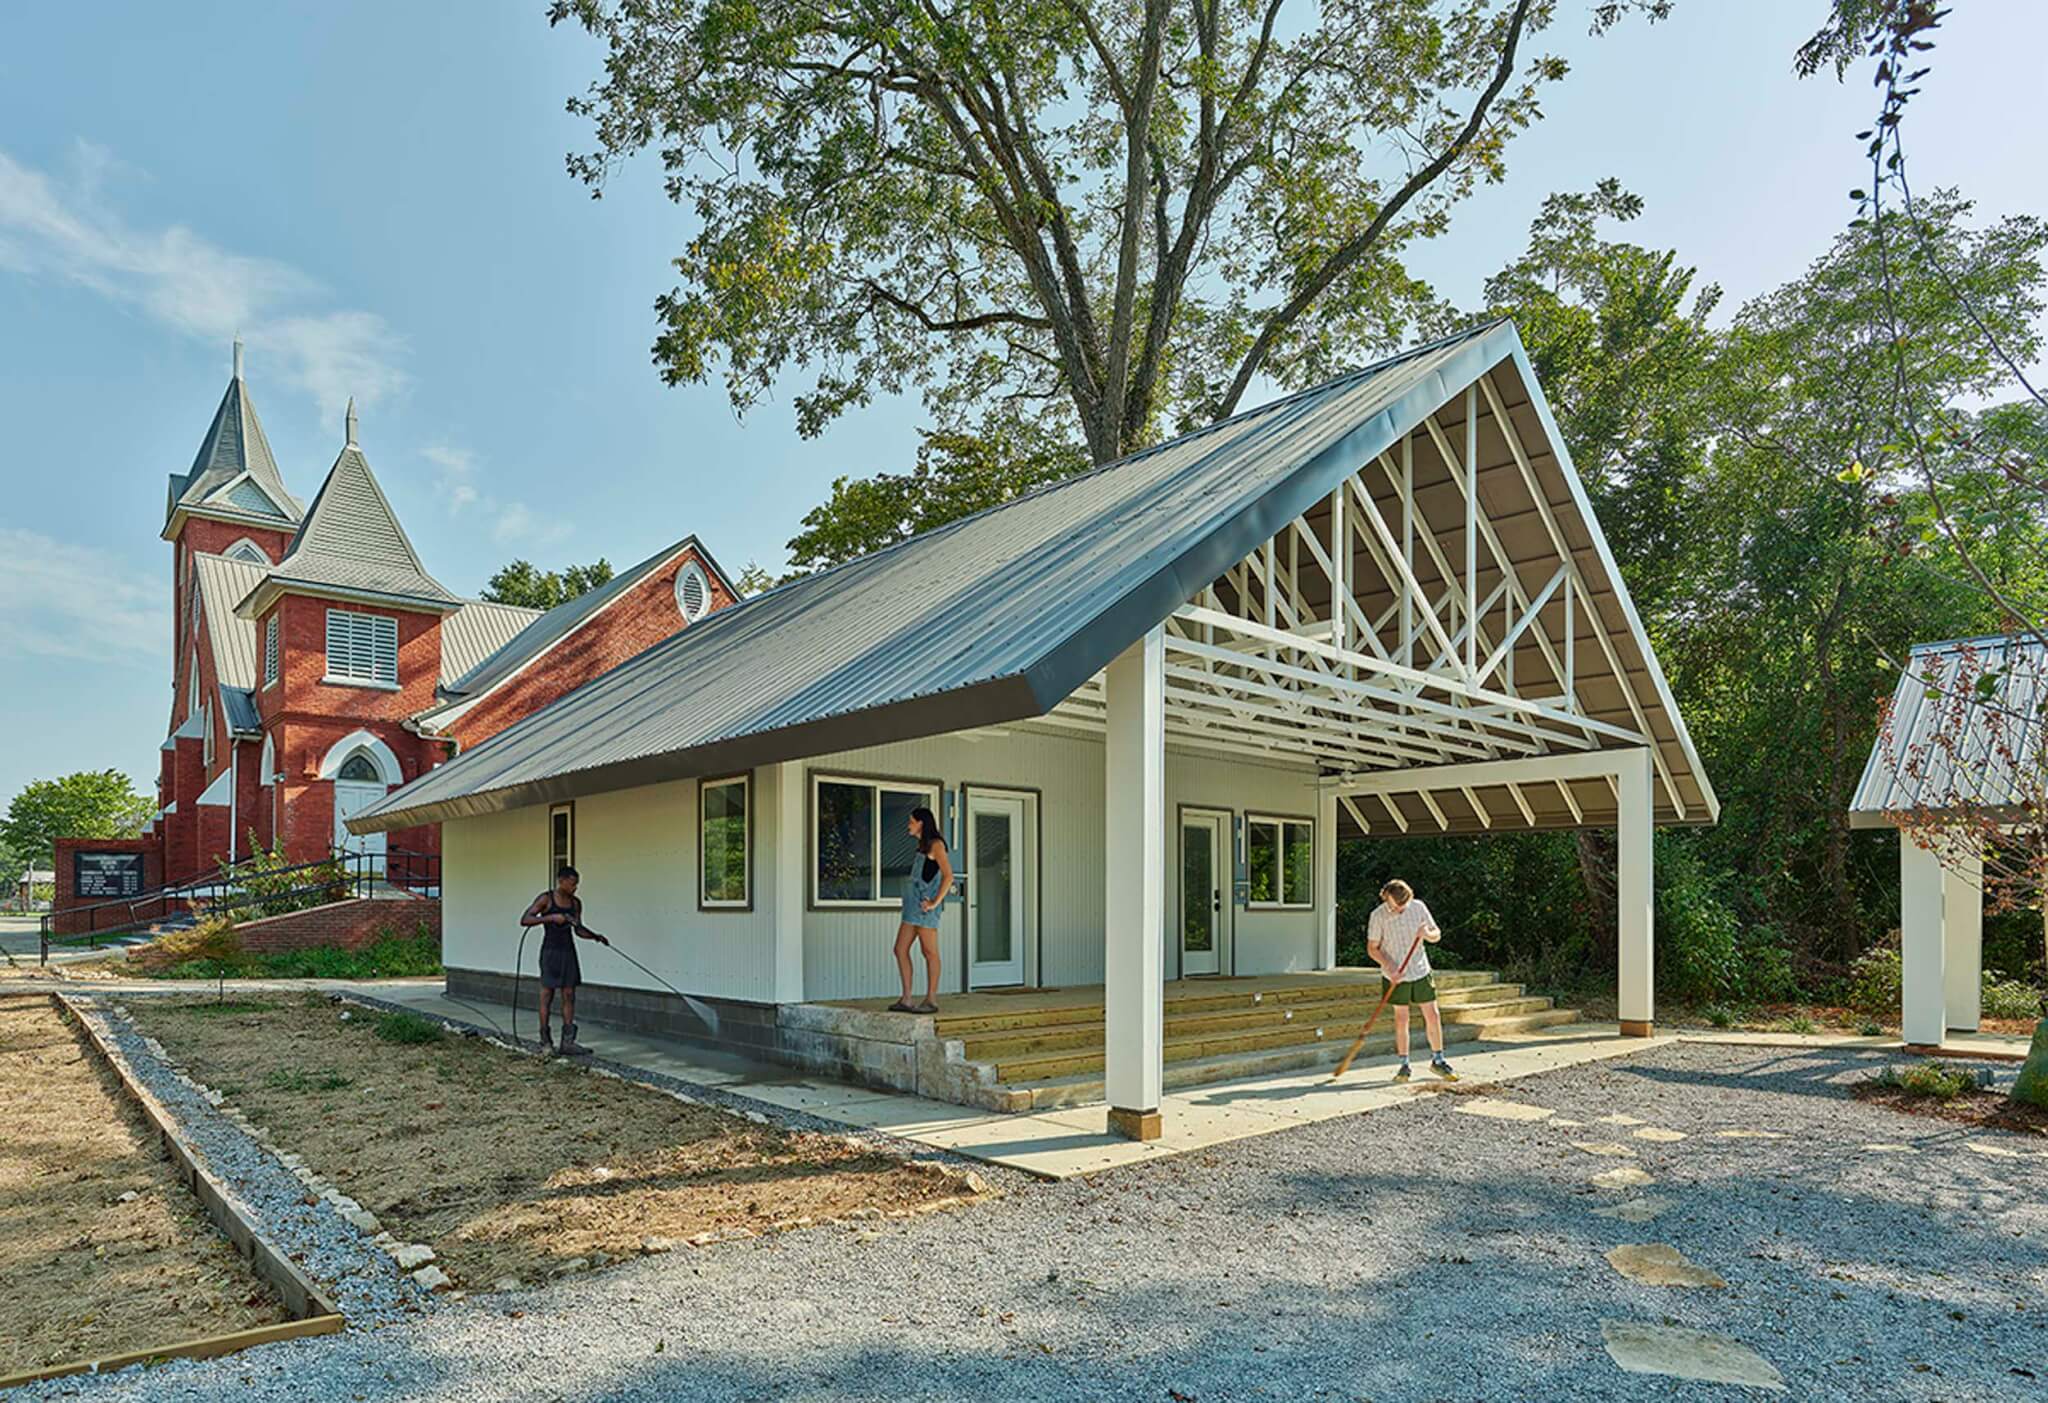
[538,893,579,952]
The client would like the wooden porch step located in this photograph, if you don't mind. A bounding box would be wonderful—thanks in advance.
[1458,1007,1584,1037]
[959,983,1537,1061]
[931,969,1500,1038]
[1004,1028,1481,1109]
[991,1017,1488,1083]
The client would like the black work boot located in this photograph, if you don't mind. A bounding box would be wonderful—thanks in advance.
[560,1021,588,1056]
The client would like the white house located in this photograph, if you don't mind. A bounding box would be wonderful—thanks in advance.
[351,319,1718,1139]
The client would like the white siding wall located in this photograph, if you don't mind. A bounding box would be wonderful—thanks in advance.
[441,723,1327,1005]
[441,775,778,1001]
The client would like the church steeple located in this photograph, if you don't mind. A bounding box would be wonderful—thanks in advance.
[162,342,304,539]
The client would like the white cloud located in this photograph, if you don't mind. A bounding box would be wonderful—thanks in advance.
[0,142,405,428]
[420,442,562,543]
[0,528,163,666]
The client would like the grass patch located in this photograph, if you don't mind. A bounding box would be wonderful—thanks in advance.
[148,932,441,982]
[370,1010,443,1045]
[264,1066,353,1093]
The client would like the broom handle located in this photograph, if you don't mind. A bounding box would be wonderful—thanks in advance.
[1331,928,1428,1079]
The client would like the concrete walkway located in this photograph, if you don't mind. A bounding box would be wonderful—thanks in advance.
[365,982,1674,1178]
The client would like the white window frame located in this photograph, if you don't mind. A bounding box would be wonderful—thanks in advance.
[263,613,280,689]
[323,609,400,689]
[187,653,200,722]
[223,537,269,564]
[202,700,215,768]
[1245,813,1315,910]
[548,803,575,881]
[674,559,713,622]
[698,773,752,910]
[810,772,941,909]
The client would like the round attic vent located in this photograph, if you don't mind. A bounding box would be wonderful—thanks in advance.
[674,560,712,622]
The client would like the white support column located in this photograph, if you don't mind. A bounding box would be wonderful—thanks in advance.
[1900,833,1947,1047]
[1315,788,1338,970]
[1104,627,1167,1141]
[1942,847,1982,1034]
[1616,746,1654,1036]
[769,761,806,1005]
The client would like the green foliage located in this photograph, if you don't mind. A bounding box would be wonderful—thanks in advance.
[1858,1021,1884,1037]
[1981,973,2044,1022]
[0,770,155,867]
[1874,1060,1976,1100]
[481,557,616,610]
[231,839,348,920]
[371,1010,444,1045]
[1845,943,1903,1015]
[150,931,442,982]
[553,0,1670,464]
[785,418,1088,572]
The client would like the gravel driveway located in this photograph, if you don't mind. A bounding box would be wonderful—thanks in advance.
[18,1042,2046,1402]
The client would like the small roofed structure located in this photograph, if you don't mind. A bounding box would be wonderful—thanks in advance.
[1852,634,2047,1047]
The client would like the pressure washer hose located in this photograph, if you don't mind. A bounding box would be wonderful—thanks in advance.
[504,920,717,1051]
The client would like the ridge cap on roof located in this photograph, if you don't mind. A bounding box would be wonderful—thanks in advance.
[739,319,1514,609]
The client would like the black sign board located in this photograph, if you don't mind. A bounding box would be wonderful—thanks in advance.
[75,852,146,899]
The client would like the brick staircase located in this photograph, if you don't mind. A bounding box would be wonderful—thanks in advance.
[935,970,1580,1110]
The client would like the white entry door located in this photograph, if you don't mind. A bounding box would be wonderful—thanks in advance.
[966,793,1027,988]
[1181,812,1224,976]
[333,780,389,873]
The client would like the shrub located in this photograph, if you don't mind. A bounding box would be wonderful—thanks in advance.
[1703,1005,1735,1028]
[371,1011,443,1045]
[1858,1021,1884,1037]
[1782,1015,1818,1035]
[1981,973,2043,1021]
[1874,1060,1975,1100]
[1846,942,1903,1016]
[228,841,349,919]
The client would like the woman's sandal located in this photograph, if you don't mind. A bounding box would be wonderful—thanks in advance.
[887,999,918,1013]
[913,1000,939,1014]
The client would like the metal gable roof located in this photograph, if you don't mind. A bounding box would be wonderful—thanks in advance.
[1850,633,2046,826]
[191,551,269,689]
[440,599,545,690]
[432,535,735,706]
[352,320,1714,833]
[239,425,461,616]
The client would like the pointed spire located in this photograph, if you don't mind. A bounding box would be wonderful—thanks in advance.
[232,337,245,381]
[344,397,359,448]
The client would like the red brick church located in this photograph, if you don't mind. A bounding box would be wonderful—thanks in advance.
[134,343,735,890]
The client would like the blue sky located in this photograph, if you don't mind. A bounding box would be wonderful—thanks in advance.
[2,1,2043,809]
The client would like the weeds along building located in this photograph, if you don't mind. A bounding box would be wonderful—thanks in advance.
[130,343,737,891]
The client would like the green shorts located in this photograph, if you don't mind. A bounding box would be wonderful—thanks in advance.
[1388,975,1436,1006]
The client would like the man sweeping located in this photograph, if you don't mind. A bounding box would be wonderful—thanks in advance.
[521,866,608,1056]
[1366,878,1455,1081]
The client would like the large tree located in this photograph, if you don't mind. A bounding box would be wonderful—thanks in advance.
[0,771,155,870]
[552,0,1669,468]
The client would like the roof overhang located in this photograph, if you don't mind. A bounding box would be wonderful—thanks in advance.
[163,501,301,542]
[235,577,465,620]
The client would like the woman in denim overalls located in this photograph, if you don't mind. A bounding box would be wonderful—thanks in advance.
[890,806,953,1014]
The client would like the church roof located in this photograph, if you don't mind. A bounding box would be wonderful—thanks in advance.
[164,344,304,534]
[236,403,461,616]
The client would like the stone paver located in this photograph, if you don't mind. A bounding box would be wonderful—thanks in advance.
[1589,1165,1654,1190]
[1604,1243,1727,1289]
[1454,1097,1556,1122]
[1572,1140,1638,1158]
[1632,1126,1687,1143]
[1589,1194,1677,1223]
[1600,1321,1786,1391]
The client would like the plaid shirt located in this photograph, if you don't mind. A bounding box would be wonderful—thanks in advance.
[1367,899,1437,983]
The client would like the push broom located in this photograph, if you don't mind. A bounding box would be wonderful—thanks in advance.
[1329,931,1428,1080]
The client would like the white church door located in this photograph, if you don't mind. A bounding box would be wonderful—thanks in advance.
[332,751,388,874]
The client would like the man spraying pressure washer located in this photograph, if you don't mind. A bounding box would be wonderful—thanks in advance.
[521,866,608,1056]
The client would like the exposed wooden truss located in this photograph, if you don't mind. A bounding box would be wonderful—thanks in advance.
[1030,374,1691,831]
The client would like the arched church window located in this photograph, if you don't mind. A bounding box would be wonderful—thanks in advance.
[336,752,382,783]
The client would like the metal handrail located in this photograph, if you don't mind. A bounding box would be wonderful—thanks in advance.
[40,847,440,964]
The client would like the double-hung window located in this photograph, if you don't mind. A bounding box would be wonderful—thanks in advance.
[812,774,940,907]
[324,609,398,687]
[699,774,751,909]
[548,804,574,879]
[1246,814,1314,909]
[263,614,280,688]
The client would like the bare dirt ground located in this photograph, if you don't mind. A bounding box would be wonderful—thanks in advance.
[0,994,284,1378]
[124,996,983,1289]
